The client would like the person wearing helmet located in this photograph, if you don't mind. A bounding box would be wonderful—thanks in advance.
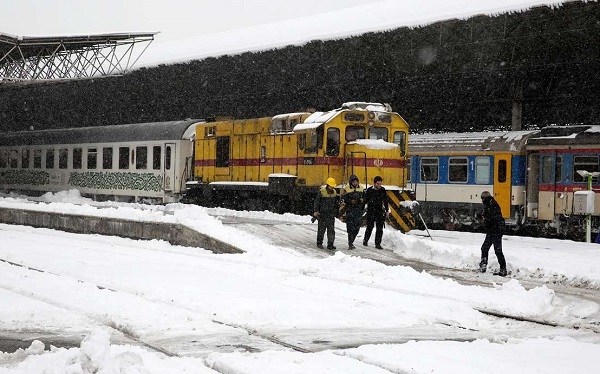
[313,177,340,250]
[479,191,507,276]
[341,174,365,249]
[363,176,389,249]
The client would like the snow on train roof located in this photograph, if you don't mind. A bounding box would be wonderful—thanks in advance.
[0,119,203,146]
[527,125,600,146]
[409,130,538,154]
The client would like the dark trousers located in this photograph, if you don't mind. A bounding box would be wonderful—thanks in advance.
[345,210,362,245]
[364,214,384,245]
[481,232,506,269]
[317,215,335,247]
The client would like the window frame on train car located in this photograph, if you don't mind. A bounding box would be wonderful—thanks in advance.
[45,149,55,169]
[474,156,491,184]
[73,148,83,170]
[304,127,324,154]
[9,150,18,168]
[118,147,129,170]
[369,127,388,141]
[298,134,306,150]
[448,157,468,183]
[33,149,42,169]
[152,146,161,170]
[103,147,113,170]
[420,157,439,183]
[393,131,407,157]
[21,149,30,169]
[573,155,600,183]
[136,146,148,170]
[345,126,365,142]
[541,155,553,183]
[87,148,97,170]
[326,127,340,156]
[556,155,563,183]
[58,148,68,169]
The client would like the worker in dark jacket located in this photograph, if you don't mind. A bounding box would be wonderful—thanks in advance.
[479,191,507,276]
[313,177,340,250]
[341,174,365,249]
[363,176,389,249]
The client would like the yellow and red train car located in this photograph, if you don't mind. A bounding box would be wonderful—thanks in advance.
[186,102,417,232]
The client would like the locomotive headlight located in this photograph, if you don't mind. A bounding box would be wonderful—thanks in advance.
[368,112,376,120]
[367,120,374,127]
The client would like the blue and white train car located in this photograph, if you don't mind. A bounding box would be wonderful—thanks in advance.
[408,131,538,230]
[0,119,203,203]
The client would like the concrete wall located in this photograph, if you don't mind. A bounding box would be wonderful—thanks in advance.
[0,207,242,254]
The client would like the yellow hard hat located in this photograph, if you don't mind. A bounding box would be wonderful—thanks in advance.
[326,177,336,187]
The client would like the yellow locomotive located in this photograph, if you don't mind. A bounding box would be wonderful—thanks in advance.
[186,102,416,232]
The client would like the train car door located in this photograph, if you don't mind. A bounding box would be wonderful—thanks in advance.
[493,154,511,218]
[164,143,176,191]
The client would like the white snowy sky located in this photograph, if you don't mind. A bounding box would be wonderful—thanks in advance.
[0,190,599,373]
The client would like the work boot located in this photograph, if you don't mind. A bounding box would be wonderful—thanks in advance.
[348,243,355,250]
[375,244,383,249]
[327,245,336,251]
[363,240,368,246]
[317,243,324,249]
[479,258,487,273]
[493,268,508,277]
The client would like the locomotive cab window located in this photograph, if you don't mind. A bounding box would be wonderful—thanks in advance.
[326,128,340,156]
[345,126,365,142]
[448,157,468,183]
[369,127,388,141]
[574,156,600,183]
[420,157,439,183]
[393,131,406,156]
[475,156,491,184]
[305,127,324,154]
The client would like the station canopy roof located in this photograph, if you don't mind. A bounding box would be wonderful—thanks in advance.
[0,31,156,84]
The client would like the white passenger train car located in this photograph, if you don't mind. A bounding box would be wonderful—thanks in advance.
[0,119,203,203]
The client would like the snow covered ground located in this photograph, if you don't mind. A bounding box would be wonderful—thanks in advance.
[0,190,599,373]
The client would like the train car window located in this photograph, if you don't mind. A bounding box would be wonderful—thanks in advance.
[573,156,600,183]
[0,150,7,168]
[271,119,286,134]
[448,157,468,183]
[407,158,411,182]
[73,148,82,169]
[393,131,406,156]
[215,136,230,167]
[369,127,388,141]
[165,146,172,170]
[9,150,18,168]
[45,149,55,169]
[87,148,97,170]
[420,157,439,182]
[541,156,553,183]
[305,127,324,153]
[33,150,42,169]
[298,134,306,150]
[153,146,161,170]
[377,113,392,124]
[326,128,340,156]
[344,112,365,122]
[118,147,129,170]
[346,126,365,142]
[289,119,299,131]
[475,156,490,184]
[497,160,507,183]
[59,149,68,169]
[103,147,113,169]
[136,146,148,170]
[21,149,30,169]
[556,156,562,183]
